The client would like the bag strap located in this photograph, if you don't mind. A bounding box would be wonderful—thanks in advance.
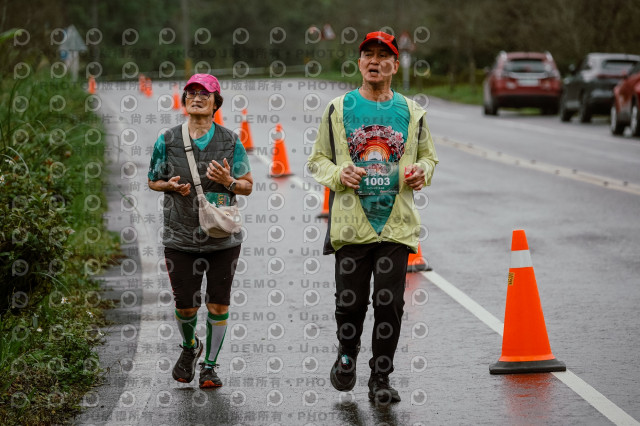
[322,104,337,255]
[181,122,205,198]
[328,104,336,163]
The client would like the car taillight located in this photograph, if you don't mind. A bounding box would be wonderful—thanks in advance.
[540,77,560,89]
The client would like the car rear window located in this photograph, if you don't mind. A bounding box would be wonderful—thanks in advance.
[602,60,638,73]
[504,59,547,73]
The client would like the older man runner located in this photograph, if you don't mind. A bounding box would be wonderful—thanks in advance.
[307,31,438,404]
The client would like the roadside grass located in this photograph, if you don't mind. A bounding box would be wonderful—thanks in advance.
[0,71,120,425]
[314,70,485,105]
[418,83,483,105]
[0,278,115,425]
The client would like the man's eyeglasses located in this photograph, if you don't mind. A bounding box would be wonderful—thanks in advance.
[185,89,212,99]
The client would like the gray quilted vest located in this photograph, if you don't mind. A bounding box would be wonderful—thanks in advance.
[160,123,241,252]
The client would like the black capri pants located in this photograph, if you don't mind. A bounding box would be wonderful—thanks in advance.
[164,245,241,309]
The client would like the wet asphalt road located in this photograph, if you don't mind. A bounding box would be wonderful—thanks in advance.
[73,79,640,426]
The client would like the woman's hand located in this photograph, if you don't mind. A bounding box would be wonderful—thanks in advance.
[206,158,233,187]
[148,176,191,196]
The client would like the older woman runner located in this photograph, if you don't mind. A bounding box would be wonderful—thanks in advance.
[148,74,253,388]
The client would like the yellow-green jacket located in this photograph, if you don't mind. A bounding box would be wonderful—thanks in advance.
[307,94,438,254]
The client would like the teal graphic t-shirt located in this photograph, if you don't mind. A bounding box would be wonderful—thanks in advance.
[148,125,250,206]
[343,89,410,234]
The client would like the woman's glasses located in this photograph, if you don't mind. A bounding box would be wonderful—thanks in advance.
[185,89,211,99]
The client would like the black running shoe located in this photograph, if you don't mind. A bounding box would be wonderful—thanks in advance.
[172,336,203,383]
[199,363,222,388]
[329,343,360,392]
[368,373,401,404]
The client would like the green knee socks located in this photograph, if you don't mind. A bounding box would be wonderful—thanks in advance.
[205,312,228,366]
[175,309,228,363]
[174,309,198,348]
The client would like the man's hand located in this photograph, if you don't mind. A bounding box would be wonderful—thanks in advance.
[167,176,191,196]
[207,158,233,187]
[404,165,425,191]
[340,164,367,190]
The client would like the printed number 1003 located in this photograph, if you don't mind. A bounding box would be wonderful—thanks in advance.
[363,176,390,186]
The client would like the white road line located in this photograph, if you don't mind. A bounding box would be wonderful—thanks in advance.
[269,137,639,424]
[421,270,504,336]
[101,89,636,423]
[254,151,271,168]
[489,119,638,147]
[421,270,640,426]
[252,152,324,199]
[434,136,640,196]
[552,371,640,426]
[427,106,631,146]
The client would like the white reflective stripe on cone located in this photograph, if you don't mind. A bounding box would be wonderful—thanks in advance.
[510,250,533,268]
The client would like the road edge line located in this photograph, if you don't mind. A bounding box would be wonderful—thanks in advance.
[255,122,639,425]
[433,136,640,196]
[421,270,639,426]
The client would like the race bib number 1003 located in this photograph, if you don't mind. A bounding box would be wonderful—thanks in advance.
[354,161,399,196]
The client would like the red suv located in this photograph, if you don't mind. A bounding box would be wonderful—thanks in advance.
[483,51,562,115]
[610,62,640,136]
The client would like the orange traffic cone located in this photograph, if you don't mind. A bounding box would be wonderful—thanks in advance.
[172,84,181,110]
[269,124,292,177]
[489,230,566,374]
[144,77,153,97]
[88,76,96,94]
[214,107,224,126]
[239,109,254,151]
[138,74,146,93]
[407,244,431,272]
[317,186,330,218]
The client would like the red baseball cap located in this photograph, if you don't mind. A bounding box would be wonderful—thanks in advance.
[359,31,399,56]
[183,73,221,93]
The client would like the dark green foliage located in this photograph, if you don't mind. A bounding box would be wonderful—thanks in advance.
[1,0,639,81]
[0,66,119,426]
[0,73,118,312]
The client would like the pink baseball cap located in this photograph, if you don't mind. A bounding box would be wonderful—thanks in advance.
[183,74,221,93]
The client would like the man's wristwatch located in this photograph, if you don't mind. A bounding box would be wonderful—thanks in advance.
[226,180,237,192]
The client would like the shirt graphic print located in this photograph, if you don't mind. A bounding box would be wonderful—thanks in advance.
[348,124,405,196]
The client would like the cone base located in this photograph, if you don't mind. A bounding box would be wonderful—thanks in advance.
[316,212,329,218]
[407,263,432,272]
[489,358,566,375]
[268,173,293,178]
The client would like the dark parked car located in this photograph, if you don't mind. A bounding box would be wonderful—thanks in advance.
[483,51,562,116]
[560,53,640,123]
[610,62,640,136]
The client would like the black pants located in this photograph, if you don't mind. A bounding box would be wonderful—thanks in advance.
[164,245,241,309]
[334,242,409,375]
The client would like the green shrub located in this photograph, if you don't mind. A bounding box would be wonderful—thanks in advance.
[0,72,118,311]
[0,280,113,425]
[0,70,119,425]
